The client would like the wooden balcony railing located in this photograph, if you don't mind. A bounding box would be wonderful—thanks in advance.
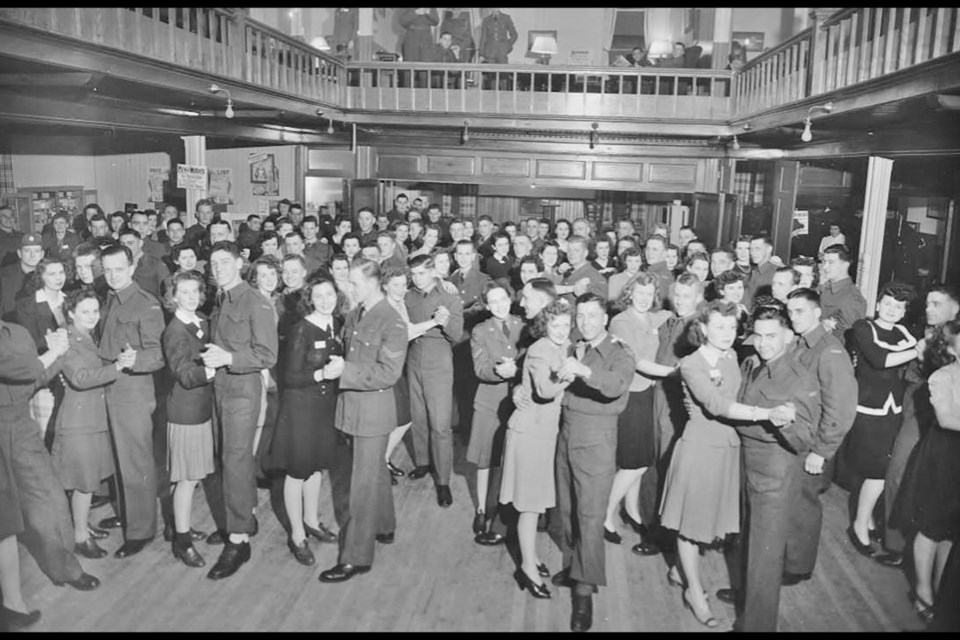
[344,62,732,120]
[734,7,960,117]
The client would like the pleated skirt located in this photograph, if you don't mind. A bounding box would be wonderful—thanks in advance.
[167,420,215,482]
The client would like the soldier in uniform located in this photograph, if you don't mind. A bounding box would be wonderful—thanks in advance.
[746,236,779,302]
[201,241,278,580]
[550,292,634,632]
[404,254,464,507]
[318,258,408,583]
[0,233,45,322]
[97,244,166,558]
[440,8,476,62]
[479,8,518,64]
[818,244,866,346]
[0,319,101,599]
[0,205,23,268]
[184,199,217,261]
[783,288,857,583]
[450,239,491,432]
[734,303,820,632]
[399,8,439,63]
[118,228,171,302]
[555,236,607,303]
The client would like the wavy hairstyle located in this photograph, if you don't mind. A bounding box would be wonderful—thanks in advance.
[531,298,574,341]
[688,299,742,348]
[923,318,960,376]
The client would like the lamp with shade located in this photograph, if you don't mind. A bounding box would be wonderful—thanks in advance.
[310,36,331,52]
[531,34,558,65]
[646,40,672,60]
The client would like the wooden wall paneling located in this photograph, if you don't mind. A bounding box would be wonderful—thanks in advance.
[535,159,587,180]
[426,155,476,175]
[592,162,643,182]
[377,153,422,178]
[480,157,531,178]
[647,162,698,189]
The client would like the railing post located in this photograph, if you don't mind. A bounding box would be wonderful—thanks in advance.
[808,8,840,96]
[234,8,247,81]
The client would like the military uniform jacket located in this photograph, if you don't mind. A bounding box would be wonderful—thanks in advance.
[479,12,518,60]
[209,280,278,376]
[97,281,165,374]
[56,326,118,435]
[562,263,608,301]
[738,352,820,454]
[0,320,51,407]
[793,323,858,459]
[405,282,464,348]
[819,277,867,344]
[562,333,635,418]
[0,263,31,322]
[747,259,778,301]
[335,296,408,438]
[449,266,490,327]
[471,314,523,411]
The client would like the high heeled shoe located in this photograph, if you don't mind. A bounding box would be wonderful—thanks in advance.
[846,525,875,558]
[387,461,406,478]
[619,507,644,534]
[604,527,622,544]
[514,568,551,599]
[304,521,337,544]
[536,562,550,578]
[909,590,935,624]
[682,588,718,628]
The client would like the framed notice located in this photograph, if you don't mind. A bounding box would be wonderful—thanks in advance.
[208,168,234,205]
[177,164,208,191]
[249,152,279,197]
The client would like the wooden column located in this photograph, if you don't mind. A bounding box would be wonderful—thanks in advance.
[771,160,800,261]
[711,8,732,71]
[181,135,206,227]
[856,156,893,313]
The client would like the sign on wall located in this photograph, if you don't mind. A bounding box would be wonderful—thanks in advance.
[249,152,279,197]
[177,164,208,191]
[208,168,234,205]
[147,167,167,203]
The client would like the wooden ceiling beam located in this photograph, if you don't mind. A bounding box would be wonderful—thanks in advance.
[781,125,960,159]
[0,91,344,146]
[0,71,100,87]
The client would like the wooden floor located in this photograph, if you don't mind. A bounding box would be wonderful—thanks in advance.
[20,432,924,633]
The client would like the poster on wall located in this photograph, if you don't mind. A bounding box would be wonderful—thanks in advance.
[177,164,208,191]
[793,210,809,236]
[208,168,234,205]
[147,167,167,204]
[249,152,279,197]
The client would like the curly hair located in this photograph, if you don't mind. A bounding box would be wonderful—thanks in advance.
[924,318,960,376]
[296,273,340,320]
[688,300,741,348]
[163,270,207,313]
[878,281,916,304]
[617,271,662,312]
[30,256,68,293]
[64,288,100,321]
[247,255,281,291]
[531,298,574,341]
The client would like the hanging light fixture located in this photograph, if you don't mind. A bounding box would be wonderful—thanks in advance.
[730,135,741,150]
[327,117,335,135]
[208,83,234,119]
[589,122,599,150]
[800,102,834,142]
[461,120,470,144]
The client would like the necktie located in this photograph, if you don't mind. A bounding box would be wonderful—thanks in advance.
[216,290,226,308]
[501,319,510,338]
[751,362,765,384]
[357,305,365,323]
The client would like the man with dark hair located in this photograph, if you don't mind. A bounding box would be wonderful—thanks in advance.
[424,204,450,246]
[97,243,166,558]
[184,199,217,257]
[128,210,170,262]
[476,215,496,260]
[790,256,818,289]
[771,266,801,303]
[318,258,408,583]
[87,213,113,249]
[733,303,820,632]
[109,211,128,239]
[377,231,405,272]
[404,254,464,508]
[449,238,490,441]
[0,234,44,321]
[301,215,331,270]
[386,194,410,224]
[288,202,305,229]
[818,244,866,345]
[42,212,82,260]
[0,205,23,268]
[201,241,278,580]
[68,242,109,300]
[237,215,262,252]
[72,203,104,240]
[552,292,634,632]
[357,207,379,246]
[118,228,171,302]
[643,235,674,288]
[747,236,778,301]
[877,284,960,566]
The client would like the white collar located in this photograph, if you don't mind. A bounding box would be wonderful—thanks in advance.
[36,289,65,307]
[175,308,202,328]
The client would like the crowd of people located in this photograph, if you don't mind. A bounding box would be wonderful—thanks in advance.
[0,194,958,633]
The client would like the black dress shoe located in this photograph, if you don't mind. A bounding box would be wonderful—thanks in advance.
[408,465,433,480]
[87,526,109,540]
[98,516,122,529]
[318,563,371,583]
[207,541,251,580]
[304,521,338,544]
[436,484,453,508]
[376,532,395,544]
[206,530,226,546]
[515,568,551,599]
[604,527,622,544]
[287,539,315,566]
[2,607,41,630]
[163,524,207,542]
[537,563,550,578]
[781,571,812,586]
[474,531,505,546]
[571,593,593,632]
[74,539,108,559]
[716,588,738,605]
[54,573,100,591]
[551,567,574,588]
[631,539,662,556]
[114,538,152,559]
[873,550,904,568]
[172,541,206,568]
[847,526,876,558]
[90,494,111,510]
[387,461,406,477]
[472,511,486,535]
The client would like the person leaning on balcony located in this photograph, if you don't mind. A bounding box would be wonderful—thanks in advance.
[728,40,747,71]
[625,46,654,68]
[441,8,476,63]
[399,8,439,63]
[478,8,518,64]
[657,42,687,68]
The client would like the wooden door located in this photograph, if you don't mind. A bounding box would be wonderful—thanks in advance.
[692,192,720,249]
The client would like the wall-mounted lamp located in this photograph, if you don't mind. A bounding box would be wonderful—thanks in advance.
[208,83,234,119]
[326,118,335,135]
[742,123,752,131]
[589,122,599,150]
[461,120,470,144]
[730,135,741,151]
[800,102,833,142]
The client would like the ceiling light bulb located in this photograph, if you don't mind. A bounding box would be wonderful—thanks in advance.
[224,101,234,119]
[731,136,740,150]
[800,120,812,142]
[327,119,335,135]
[209,83,221,94]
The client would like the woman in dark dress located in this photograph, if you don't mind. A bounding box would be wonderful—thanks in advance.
[894,319,960,623]
[381,265,414,483]
[270,273,342,566]
[161,271,216,568]
[843,282,920,555]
